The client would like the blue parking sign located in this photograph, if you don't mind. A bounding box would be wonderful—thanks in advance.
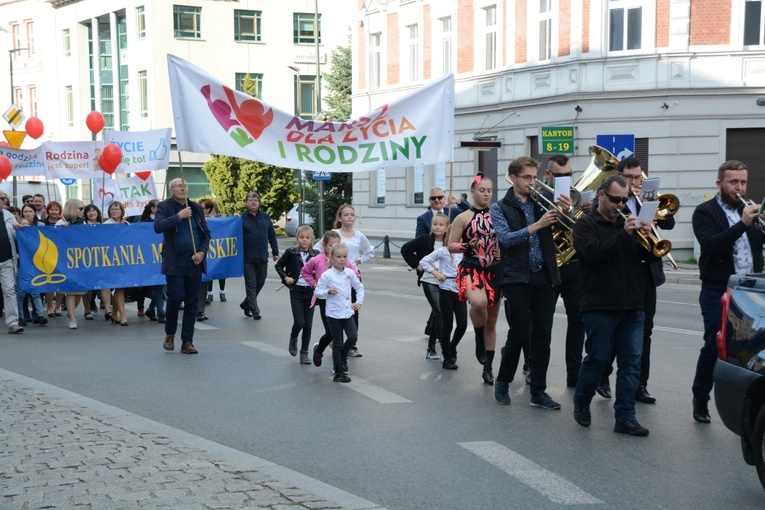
[596,134,635,161]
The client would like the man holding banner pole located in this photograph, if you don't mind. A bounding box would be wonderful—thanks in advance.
[154,178,210,354]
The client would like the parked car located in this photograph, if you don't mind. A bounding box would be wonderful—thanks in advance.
[284,203,314,237]
[713,273,765,491]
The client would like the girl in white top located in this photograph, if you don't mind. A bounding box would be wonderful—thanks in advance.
[314,243,364,383]
[420,246,467,370]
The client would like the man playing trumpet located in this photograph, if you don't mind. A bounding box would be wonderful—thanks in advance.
[691,160,764,423]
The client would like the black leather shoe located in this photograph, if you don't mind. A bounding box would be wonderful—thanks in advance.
[442,358,458,370]
[573,404,591,427]
[239,303,252,317]
[693,398,711,424]
[635,385,656,404]
[596,384,612,399]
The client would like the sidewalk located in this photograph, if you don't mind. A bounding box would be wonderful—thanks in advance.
[0,369,383,510]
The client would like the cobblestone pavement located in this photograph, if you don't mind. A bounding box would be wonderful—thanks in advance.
[0,370,383,510]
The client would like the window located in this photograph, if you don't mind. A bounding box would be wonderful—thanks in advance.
[138,71,148,118]
[235,72,263,98]
[10,24,20,56]
[539,0,553,60]
[745,0,765,45]
[407,25,419,82]
[25,21,34,57]
[136,6,146,39]
[293,13,321,44]
[174,5,201,39]
[13,88,22,109]
[235,10,261,42]
[102,85,114,130]
[166,166,210,199]
[371,33,382,89]
[63,29,71,57]
[441,17,452,75]
[295,75,316,119]
[609,1,642,51]
[484,6,497,70]
[28,86,37,117]
[65,86,74,127]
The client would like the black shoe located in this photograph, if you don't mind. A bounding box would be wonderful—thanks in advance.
[614,419,649,436]
[530,393,561,410]
[596,384,612,399]
[482,367,494,385]
[145,309,157,321]
[574,404,591,427]
[252,314,262,320]
[494,379,511,405]
[158,312,166,324]
[334,372,351,383]
[288,337,298,356]
[196,313,208,322]
[219,293,227,302]
[693,398,711,424]
[37,316,48,326]
[206,295,213,305]
[442,358,458,370]
[635,385,656,404]
[240,303,252,317]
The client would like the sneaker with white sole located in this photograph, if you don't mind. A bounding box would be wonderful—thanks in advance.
[68,321,78,329]
[425,349,441,360]
[530,392,561,410]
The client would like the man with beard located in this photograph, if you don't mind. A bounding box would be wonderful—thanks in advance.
[690,160,764,423]
[572,175,657,436]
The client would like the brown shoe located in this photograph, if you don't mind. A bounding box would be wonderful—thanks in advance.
[181,342,198,354]
[163,335,175,351]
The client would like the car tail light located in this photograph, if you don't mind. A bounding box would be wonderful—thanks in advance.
[716,289,732,361]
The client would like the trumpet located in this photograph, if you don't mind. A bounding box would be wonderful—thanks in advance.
[618,210,672,258]
[632,188,679,269]
[736,193,765,232]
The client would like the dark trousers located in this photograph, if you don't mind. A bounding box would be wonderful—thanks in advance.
[316,299,332,353]
[602,268,657,387]
[422,282,442,350]
[164,256,203,343]
[692,288,723,402]
[439,288,467,359]
[557,259,585,380]
[241,261,268,315]
[498,271,557,396]
[289,286,315,352]
[328,316,357,368]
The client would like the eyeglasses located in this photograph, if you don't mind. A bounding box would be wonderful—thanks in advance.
[429,195,445,201]
[514,174,535,181]
[622,173,642,182]
[604,193,629,205]
[0,197,8,201]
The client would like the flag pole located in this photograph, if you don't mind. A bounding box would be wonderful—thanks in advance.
[177,151,197,254]
[447,162,454,218]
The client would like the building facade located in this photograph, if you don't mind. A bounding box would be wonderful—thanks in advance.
[0,0,354,203]
[352,0,765,259]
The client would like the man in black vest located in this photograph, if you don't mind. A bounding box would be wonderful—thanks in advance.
[490,156,561,409]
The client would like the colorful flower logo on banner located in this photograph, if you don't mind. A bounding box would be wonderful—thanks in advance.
[201,85,273,148]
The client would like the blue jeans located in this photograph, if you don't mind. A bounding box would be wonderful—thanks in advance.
[692,288,723,402]
[148,285,165,316]
[575,310,644,423]
[164,256,203,343]
[15,285,43,322]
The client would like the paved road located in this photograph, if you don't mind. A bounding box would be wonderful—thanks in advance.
[1,245,763,509]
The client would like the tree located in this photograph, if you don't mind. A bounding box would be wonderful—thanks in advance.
[303,35,353,231]
[202,74,295,219]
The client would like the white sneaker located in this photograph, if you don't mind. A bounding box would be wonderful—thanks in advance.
[68,321,78,329]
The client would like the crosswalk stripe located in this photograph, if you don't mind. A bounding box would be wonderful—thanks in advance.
[342,377,411,404]
[240,341,291,357]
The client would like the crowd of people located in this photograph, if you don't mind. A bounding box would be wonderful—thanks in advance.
[1,157,756,433]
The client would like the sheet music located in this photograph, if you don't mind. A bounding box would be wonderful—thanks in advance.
[554,176,571,202]
[580,190,594,205]
[637,200,660,227]
[640,177,660,201]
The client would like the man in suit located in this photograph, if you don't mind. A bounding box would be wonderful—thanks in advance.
[597,158,675,404]
[691,160,764,423]
[154,178,211,354]
[415,187,470,238]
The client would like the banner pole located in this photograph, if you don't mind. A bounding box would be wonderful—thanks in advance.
[447,161,454,218]
[178,151,197,254]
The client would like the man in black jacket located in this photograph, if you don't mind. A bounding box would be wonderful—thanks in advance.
[691,160,764,423]
[490,156,561,409]
[240,191,279,320]
[154,178,211,354]
[572,175,656,436]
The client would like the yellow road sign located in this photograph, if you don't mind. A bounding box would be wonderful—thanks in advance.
[3,130,27,148]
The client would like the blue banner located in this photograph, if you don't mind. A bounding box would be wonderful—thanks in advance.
[18,216,244,293]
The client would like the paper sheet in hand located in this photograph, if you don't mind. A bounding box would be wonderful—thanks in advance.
[580,190,594,204]
[554,176,571,202]
[640,177,660,201]
[637,200,659,227]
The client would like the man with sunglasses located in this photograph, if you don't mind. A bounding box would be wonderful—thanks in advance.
[572,175,657,436]
[596,158,675,405]
[415,187,469,238]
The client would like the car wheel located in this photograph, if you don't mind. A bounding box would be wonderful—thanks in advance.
[755,404,765,491]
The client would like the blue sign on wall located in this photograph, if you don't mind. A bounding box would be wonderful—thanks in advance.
[596,134,635,161]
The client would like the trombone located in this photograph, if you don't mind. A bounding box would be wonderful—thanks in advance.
[526,182,577,232]
[736,193,765,232]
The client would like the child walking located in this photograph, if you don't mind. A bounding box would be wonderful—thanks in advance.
[313,243,365,383]
[420,245,466,370]
[302,231,361,370]
[274,225,320,364]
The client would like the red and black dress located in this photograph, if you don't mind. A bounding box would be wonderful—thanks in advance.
[455,207,500,306]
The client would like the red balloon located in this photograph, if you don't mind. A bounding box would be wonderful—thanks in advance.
[0,142,9,148]
[25,117,44,139]
[98,152,116,174]
[135,171,151,181]
[102,143,123,170]
[86,111,105,134]
[0,156,12,180]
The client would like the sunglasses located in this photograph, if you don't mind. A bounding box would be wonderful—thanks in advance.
[429,195,445,201]
[78,207,84,211]
[604,193,629,205]
[552,172,573,178]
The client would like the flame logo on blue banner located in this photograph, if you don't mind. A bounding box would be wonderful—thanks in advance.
[30,230,66,286]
